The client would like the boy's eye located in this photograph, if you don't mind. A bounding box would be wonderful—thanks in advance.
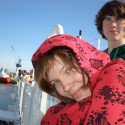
[117,18,124,21]
[104,16,110,21]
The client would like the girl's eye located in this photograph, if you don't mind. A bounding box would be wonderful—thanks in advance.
[51,80,61,87]
[65,67,74,74]
[66,67,72,74]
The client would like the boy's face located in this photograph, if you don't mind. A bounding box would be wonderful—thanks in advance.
[102,15,125,41]
[47,56,91,102]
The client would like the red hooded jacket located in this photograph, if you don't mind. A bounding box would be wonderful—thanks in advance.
[32,34,125,125]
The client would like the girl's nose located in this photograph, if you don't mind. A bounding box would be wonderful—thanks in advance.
[61,79,74,92]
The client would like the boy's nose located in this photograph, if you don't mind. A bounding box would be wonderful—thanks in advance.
[110,19,117,26]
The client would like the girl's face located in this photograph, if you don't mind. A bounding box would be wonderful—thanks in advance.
[47,56,91,102]
[103,16,125,41]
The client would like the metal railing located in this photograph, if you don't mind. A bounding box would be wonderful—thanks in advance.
[18,81,59,125]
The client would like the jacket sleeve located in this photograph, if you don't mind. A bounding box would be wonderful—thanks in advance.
[84,60,125,125]
[41,98,91,125]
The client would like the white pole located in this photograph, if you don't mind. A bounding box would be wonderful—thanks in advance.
[98,39,100,49]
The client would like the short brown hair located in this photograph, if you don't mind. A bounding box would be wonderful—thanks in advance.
[95,0,125,39]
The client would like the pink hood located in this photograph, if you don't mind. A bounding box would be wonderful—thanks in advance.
[32,34,110,90]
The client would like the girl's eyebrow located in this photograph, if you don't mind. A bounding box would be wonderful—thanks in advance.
[48,65,66,83]
[56,60,66,73]
[59,65,66,73]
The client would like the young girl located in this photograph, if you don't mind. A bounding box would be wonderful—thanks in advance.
[32,34,125,125]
